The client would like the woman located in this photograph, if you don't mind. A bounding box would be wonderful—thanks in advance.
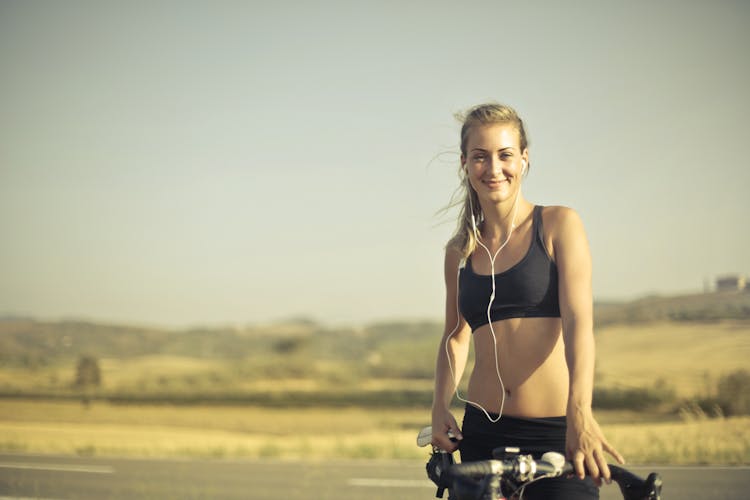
[431,103,624,499]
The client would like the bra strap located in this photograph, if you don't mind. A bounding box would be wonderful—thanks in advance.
[534,205,544,243]
[534,205,555,260]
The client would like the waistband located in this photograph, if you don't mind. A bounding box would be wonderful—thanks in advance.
[461,404,567,457]
[463,403,566,426]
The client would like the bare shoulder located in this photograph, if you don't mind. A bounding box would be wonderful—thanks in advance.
[443,240,464,276]
[541,206,588,263]
[541,205,586,237]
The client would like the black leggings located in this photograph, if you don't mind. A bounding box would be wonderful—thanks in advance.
[459,404,599,500]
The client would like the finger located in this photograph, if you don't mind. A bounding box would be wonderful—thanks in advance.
[573,452,586,480]
[448,426,463,441]
[437,439,454,452]
[433,426,453,450]
[443,425,462,450]
[447,416,463,439]
[447,434,461,452]
[603,440,625,465]
[585,453,600,481]
[595,448,611,484]
[432,435,455,452]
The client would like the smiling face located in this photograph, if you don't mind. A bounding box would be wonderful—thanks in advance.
[461,123,528,204]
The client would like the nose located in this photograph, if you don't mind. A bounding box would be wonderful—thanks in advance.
[488,155,503,176]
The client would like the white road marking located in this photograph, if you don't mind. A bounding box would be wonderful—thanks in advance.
[629,465,750,470]
[348,478,435,488]
[0,497,62,500]
[0,462,114,474]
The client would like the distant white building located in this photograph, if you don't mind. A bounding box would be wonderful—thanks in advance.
[716,275,747,292]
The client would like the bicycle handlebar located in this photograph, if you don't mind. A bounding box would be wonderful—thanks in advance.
[419,426,662,500]
[446,454,662,500]
[609,464,663,500]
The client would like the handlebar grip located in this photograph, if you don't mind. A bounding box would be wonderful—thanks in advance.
[448,460,506,479]
[610,465,663,500]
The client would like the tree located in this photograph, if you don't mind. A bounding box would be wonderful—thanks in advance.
[75,355,101,387]
[74,355,101,406]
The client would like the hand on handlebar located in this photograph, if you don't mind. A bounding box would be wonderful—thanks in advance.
[566,408,625,487]
[444,453,662,500]
[431,407,463,452]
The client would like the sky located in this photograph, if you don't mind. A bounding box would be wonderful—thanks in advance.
[1,0,748,328]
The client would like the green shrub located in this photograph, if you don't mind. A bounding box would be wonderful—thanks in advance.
[717,370,750,416]
[593,383,676,410]
[678,370,750,417]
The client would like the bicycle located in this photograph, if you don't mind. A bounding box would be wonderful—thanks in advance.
[417,426,663,500]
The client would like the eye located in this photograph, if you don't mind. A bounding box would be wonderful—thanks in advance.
[472,153,486,162]
[500,152,513,160]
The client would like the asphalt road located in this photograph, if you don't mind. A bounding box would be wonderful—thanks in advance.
[1,453,748,499]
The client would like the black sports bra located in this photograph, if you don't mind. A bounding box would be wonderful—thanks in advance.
[458,205,561,332]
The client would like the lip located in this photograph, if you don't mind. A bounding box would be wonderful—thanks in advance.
[483,178,508,189]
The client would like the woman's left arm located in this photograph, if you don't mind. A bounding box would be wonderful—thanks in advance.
[552,207,625,484]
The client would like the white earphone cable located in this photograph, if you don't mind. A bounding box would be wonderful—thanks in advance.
[444,177,522,424]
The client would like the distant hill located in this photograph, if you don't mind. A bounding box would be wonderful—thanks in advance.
[593,290,750,326]
[1,291,749,409]
[0,318,327,365]
[0,316,441,377]
[1,290,748,366]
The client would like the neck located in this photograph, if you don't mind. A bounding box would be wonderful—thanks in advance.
[479,193,528,242]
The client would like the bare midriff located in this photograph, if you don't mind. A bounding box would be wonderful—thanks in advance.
[467,316,568,417]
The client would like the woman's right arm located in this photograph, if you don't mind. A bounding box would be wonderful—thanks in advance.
[431,247,472,452]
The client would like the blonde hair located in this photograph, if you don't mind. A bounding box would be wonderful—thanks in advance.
[447,103,530,259]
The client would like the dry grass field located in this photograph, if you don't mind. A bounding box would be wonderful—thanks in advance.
[595,320,750,396]
[0,400,427,460]
[1,399,748,464]
[605,415,750,464]
[1,317,749,464]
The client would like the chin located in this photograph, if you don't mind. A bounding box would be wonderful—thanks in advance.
[483,188,515,203]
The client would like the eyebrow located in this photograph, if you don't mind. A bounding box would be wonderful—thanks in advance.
[469,147,515,153]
